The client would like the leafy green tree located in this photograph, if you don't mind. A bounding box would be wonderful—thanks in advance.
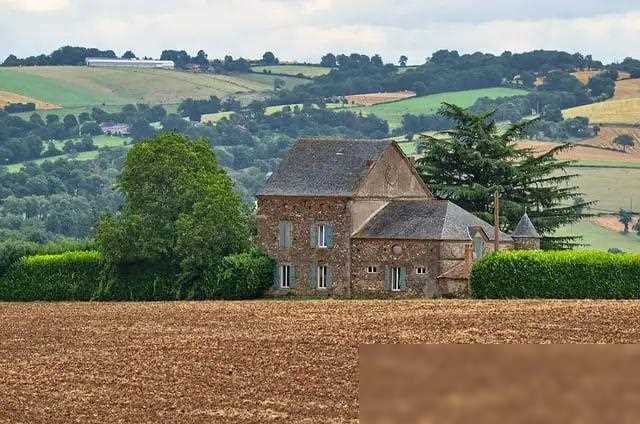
[122,50,137,59]
[80,121,102,136]
[614,134,635,152]
[96,132,250,298]
[320,53,336,68]
[399,55,408,67]
[262,51,278,65]
[63,114,78,131]
[417,103,592,249]
[618,209,633,234]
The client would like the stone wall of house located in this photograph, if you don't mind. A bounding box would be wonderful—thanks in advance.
[350,238,445,298]
[513,238,541,250]
[354,145,431,199]
[256,196,352,297]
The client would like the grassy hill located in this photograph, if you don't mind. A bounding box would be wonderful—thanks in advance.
[2,135,131,173]
[337,87,528,128]
[250,65,331,78]
[554,220,640,252]
[0,66,308,115]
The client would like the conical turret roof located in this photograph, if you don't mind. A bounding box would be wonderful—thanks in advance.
[512,213,541,239]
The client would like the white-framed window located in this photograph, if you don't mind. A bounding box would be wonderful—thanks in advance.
[391,267,402,292]
[367,266,378,274]
[280,264,291,289]
[317,265,328,289]
[416,267,427,275]
[317,224,327,248]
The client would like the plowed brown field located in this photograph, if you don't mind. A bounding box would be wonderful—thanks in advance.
[2,300,640,423]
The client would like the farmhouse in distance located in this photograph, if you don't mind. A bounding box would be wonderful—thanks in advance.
[257,138,540,298]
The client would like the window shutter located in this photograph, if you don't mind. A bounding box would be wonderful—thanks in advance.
[309,262,317,289]
[278,223,286,249]
[326,266,333,288]
[326,224,335,248]
[384,266,391,291]
[273,265,280,289]
[290,265,296,288]
[310,224,318,247]
[400,267,407,290]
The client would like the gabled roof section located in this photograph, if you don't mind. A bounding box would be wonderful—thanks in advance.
[353,200,512,241]
[258,138,392,197]
[512,213,541,239]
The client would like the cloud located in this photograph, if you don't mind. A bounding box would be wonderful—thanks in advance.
[1,0,70,12]
[1,1,640,63]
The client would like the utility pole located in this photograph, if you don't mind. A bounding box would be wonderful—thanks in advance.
[494,190,500,252]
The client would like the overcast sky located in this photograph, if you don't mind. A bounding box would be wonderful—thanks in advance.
[2,0,640,64]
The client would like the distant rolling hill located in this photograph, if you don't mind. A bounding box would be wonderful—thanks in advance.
[250,64,332,78]
[0,66,309,115]
[335,87,528,129]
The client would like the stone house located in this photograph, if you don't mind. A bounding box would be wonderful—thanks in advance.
[256,138,540,298]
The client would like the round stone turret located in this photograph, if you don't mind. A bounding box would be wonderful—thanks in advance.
[511,213,541,250]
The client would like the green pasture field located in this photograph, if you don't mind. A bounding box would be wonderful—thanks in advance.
[554,220,640,252]
[0,67,308,111]
[251,65,331,78]
[337,87,528,128]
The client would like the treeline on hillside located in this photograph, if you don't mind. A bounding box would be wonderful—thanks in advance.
[0,134,275,301]
[0,150,124,242]
[0,104,165,164]
[270,50,607,103]
[2,45,281,73]
[2,46,117,66]
[397,68,619,139]
[0,101,388,242]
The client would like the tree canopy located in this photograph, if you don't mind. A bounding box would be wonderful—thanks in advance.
[416,103,592,249]
[96,132,250,297]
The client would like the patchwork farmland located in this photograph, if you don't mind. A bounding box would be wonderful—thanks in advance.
[250,64,332,78]
[3,300,640,423]
[341,87,528,128]
[0,66,308,114]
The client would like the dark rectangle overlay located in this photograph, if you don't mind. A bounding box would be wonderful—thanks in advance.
[360,345,640,423]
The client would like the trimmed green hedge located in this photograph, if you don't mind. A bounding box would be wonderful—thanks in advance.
[0,248,275,302]
[210,249,275,300]
[470,250,640,299]
[0,251,102,301]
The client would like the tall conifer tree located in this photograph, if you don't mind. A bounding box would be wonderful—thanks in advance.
[416,103,593,249]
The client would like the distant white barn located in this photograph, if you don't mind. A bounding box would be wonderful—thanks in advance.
[85,58,174,69]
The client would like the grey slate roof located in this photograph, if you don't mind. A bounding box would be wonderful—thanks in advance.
[512,213,541,238]
[258,138,392,197]
[354,200,512,241]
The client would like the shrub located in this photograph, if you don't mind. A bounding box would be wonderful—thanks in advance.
[210,249,275,299]
[0,239,95,277]
[470,250,640,299]
[0,251,102,301]
[93,260,178,301]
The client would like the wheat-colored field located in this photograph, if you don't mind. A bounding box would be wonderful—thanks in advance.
[564,98,640,125]
[345,90,416,106]
[0,90,60,110]
[571,70,631,84]
[613,78,640,100]
[2,300,640,423]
